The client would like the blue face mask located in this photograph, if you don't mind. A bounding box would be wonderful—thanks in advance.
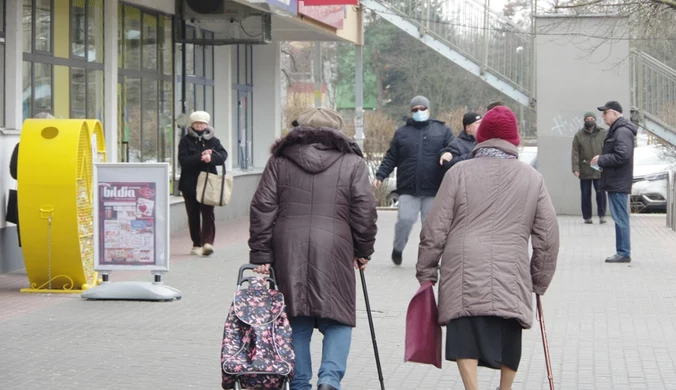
[412,109,430,122]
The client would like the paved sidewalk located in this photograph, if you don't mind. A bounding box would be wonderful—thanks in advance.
[1,211,676,389]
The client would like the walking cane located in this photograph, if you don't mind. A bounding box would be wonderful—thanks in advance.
[536,295,555,390]
[359,268,386,390]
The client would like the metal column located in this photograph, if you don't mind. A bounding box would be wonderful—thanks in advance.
[355,44,365,151]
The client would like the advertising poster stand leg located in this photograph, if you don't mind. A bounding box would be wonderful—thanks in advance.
[81,271,182,301]
[81,163,181,302]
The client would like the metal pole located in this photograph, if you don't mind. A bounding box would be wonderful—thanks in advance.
[355,44,365,152]
[530,0,537,106]
[360,269,385,390]
[537,295,555,390]
[314,42,322,107]
[481,0,489,75]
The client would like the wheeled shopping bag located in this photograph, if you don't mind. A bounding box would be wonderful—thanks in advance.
[221,264,294,390]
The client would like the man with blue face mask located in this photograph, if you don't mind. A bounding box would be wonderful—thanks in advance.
[374,96,454,265]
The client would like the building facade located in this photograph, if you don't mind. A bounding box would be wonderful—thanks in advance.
[0,0,363,272]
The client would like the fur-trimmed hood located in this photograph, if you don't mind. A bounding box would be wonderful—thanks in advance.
[186,125,215,140]
[270,126,363,173]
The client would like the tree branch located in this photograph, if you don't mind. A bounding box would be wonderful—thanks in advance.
[554,0,605,9]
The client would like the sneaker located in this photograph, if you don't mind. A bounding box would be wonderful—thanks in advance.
[190,246,202,256]
[584,219,593,224]
[202,243,214,256]
[392,249,403,266]
[605,254,631,263]
[599,217,607,224]
[318,385,337,390]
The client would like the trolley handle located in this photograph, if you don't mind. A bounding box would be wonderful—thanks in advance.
[236,264,277,289]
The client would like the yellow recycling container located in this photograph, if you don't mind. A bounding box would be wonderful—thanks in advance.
[18,119,105,293]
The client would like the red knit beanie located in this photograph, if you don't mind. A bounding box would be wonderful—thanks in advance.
[476,106,520,146]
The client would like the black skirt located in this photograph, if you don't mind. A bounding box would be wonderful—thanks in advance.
[446,316,523,371]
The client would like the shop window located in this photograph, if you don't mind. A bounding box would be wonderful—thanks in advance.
[23,0,104,121]
[35,0,51,53]
[118,5,173,166]
[71,0,103,62]
[232,44,253,169]
[142,78,158,161]
[70,67,86,118]
[142,14,157,71]
[124,6,141,71]
[0,43,4,127]
[174,26,215,183]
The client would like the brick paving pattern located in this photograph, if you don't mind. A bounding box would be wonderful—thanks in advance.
[1,212,676,389]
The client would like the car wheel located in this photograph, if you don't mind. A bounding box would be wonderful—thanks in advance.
[386,192,399,208]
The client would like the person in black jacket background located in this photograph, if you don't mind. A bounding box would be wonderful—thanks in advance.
[374,96,453,265]
[439,112,481,171]
[178,111,228,257]
[590,101,637,263]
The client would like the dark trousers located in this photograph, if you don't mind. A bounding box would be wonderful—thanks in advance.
[580,179,607,220]
[183,192,215,247]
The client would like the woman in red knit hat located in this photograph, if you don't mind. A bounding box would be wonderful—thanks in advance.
[416,106,560,390]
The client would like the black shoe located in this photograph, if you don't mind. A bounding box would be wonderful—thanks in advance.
[584,219,593,224]
[605,254,631,263]
[599,217,607,224]
[392,249,403,265]
[318,385,337,390]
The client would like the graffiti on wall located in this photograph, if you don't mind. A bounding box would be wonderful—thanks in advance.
[551,115,584,137]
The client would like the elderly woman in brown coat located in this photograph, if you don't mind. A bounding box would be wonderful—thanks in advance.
[250,107,378,390]
[417,106,559,390]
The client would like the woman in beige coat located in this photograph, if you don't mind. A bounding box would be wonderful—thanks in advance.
[416,106,559,390]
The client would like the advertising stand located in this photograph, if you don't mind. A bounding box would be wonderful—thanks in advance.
[81,163,181,301]
[18,119,105,293]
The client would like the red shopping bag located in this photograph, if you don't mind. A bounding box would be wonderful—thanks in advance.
[404,281,442,369]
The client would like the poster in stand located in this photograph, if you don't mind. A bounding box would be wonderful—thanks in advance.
[81,163,181,301]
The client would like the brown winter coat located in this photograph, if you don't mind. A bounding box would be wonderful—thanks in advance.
[248,126,378,327]
[416,139,559,329]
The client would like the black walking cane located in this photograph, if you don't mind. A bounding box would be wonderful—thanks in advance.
[359,268,386,390]
[537,295,555,390]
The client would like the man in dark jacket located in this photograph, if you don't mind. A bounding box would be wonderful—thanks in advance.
[374,96,453,265]
[439,112,481,171]
[590,101,638,263]
[250,107,377,390]
[572,111,608,224]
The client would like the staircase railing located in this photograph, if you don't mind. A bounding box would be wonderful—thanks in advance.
[369,0,533,97]
[631,50,676,135]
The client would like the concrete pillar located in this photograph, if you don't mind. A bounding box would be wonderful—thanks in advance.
[104,0,119,162]
[214,45,233,173]
[536,16,630,215]
[5,0,23,131]
[252,41,281,168]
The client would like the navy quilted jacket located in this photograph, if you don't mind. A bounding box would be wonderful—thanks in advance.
[375,118,453,197]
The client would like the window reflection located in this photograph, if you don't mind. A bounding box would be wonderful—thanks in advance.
[87,0,104,63]
[70,67,86,118]
[71,1,85,57]
[22,61,32,120]
[23,0,32,53]
[143,14,157,70]
[125,77,141,162]
[33,62,52,114]
[142,79,158,161]
[35,0,51,53]
[124,6,141,70]
[87,70,104,121]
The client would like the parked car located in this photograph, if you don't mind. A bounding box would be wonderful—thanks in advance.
[518,146,538,168]
[631,145,674,213]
